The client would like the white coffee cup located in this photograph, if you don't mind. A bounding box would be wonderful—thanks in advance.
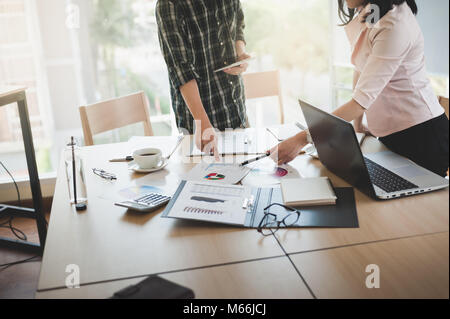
[133,148,162,169]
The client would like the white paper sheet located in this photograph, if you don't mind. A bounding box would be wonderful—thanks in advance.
[167,181,251,226]
[184,163,251,185]
[188,130,267,156]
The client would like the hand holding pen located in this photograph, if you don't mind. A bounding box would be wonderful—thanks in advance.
[239,151,271,167]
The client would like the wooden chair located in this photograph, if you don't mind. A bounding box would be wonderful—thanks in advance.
[243,70,285,124]
[79,91,154,146]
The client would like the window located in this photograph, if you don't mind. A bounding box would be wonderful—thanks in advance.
[0,0,448,188]
[242,0,331,127]
[0,0,53,182]
[85,0,174,144]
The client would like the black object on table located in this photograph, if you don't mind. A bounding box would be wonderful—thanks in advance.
[111,276,195,299]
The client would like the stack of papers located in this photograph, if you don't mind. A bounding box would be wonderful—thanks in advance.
[281,177,337,206]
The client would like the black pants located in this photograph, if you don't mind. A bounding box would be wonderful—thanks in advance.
[379,113,449,177]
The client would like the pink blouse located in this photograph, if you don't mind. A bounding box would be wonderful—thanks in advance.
[345,2,444,137]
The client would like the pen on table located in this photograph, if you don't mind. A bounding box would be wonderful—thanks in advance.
[295,122,307,131]
[266,128,283,142]
[239,151,271,167]
[109,156,134,163]
[109,135,185,162]
[165,134,185,160]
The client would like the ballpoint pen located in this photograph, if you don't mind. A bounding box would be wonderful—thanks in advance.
[266,128,283,142]
[109,155,134,163]
[165,134,185,160]
[295,122,307,131]
[239,151,271,167]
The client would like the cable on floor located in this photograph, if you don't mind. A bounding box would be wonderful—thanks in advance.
[0,255,41,272]
[0,160,28,241]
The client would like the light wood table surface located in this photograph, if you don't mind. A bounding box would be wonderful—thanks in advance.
[291,232,449,299]
[273,136,449,254]
[36,126,449,298]
[38,133,287,291]
[36,256,313,299]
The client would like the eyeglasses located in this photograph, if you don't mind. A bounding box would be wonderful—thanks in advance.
[92,168,117,181]
[257,203,301,236]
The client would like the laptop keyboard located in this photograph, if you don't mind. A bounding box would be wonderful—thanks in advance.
[364,158,419,193]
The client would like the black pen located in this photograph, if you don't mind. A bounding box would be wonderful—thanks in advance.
[239,151,271,167]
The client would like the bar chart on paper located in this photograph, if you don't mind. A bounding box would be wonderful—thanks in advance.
[191,183,245,197]
[164,182,251,226]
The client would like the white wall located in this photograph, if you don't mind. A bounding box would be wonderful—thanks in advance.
[416,0,449,75]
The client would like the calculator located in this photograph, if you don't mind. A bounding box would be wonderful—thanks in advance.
[115,193,171,212]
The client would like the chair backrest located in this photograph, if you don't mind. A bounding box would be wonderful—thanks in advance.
[439,96,449,119]
[79,91,153,146]
[243,70,284,124]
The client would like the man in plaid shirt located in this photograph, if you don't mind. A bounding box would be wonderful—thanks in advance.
[156,0,250,156]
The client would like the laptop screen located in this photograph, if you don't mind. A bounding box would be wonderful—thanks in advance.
[299,99,375,198]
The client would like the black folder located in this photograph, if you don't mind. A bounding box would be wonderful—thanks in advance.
[162,181,359,229]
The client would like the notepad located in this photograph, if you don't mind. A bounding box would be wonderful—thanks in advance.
[281,177,337,206]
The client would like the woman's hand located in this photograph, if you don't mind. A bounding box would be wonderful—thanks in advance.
[270,132,308,165]
[223,53,251,76]
[353,114,372,135]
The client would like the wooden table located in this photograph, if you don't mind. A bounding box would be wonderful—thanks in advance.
[36,127,449,299]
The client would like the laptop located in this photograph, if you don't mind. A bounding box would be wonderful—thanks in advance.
[299,99,449,200]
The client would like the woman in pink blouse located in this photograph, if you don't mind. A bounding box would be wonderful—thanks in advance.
[273,0,449,177]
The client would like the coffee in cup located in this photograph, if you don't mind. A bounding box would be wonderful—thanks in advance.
[133,148,162,169]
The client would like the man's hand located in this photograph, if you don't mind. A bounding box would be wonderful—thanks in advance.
[270,132,308,165]
[223,53,251,76]
[194,120,220,160]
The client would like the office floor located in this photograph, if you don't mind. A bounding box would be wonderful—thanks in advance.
[0,201,51,299]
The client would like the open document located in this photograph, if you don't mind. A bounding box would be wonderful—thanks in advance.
[184,163,251,185]
[188,130,267,157]
[163,181,252,226]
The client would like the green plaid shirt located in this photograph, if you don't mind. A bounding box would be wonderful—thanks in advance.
[156,0,248,134]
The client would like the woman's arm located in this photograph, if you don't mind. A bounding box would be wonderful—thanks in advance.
[333,99,366,122]
[352,70,366,133]
[271,99,365,165]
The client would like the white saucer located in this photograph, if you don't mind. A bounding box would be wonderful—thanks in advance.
[129,158,169,173]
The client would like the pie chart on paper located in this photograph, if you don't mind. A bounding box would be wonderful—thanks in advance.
[204,173,226,181]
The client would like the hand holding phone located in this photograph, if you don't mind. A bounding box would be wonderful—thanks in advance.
[214,54,253,74]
